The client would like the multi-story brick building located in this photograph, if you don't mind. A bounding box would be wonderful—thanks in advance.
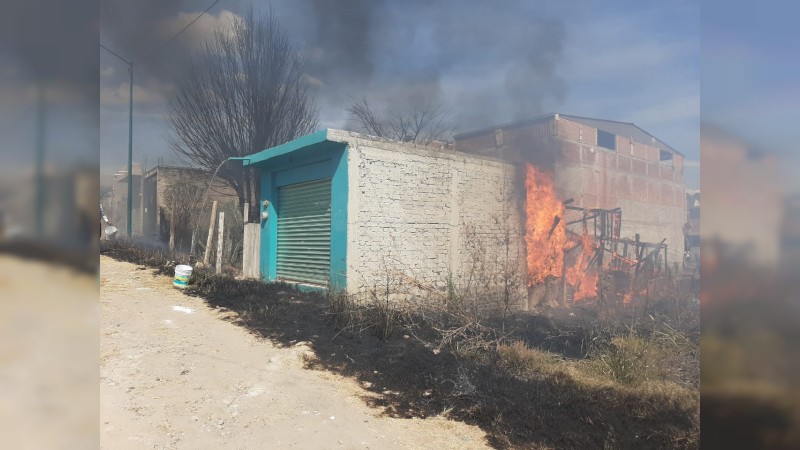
[454,113,688,264]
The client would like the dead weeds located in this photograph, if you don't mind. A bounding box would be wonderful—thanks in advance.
[102,241,699,449]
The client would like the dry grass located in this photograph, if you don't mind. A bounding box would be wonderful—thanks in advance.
[496,341,563,379]
[325,288,405,340]
[490,337,699,448]
[102,241,700,449]
[590,335,659,385]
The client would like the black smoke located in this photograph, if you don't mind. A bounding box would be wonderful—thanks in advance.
[298,0,571,131]
[100,0,572,131]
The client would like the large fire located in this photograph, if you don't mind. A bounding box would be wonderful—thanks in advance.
[566,231,599,301]
[524,163,598,301]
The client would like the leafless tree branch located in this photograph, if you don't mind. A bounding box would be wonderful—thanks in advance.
[345,97,453,146]
[167,4,319,220]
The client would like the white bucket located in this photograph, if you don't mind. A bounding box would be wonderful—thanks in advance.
[173,265,193,288]
[105,225,117,240]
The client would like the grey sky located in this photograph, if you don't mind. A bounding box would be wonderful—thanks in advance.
[98,0,699,186]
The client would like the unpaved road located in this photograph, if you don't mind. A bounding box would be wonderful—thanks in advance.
[0,255,97,449]
[101,256,489,449]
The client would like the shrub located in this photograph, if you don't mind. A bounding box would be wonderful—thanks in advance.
[371,290,399,340]
[325,287,403,340]
[326,289,362,335]
[595,335,656,385]
[496,340,562,379]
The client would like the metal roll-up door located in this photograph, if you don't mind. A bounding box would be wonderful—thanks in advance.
[276,178,332,285]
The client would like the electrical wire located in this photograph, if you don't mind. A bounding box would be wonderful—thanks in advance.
[101,0,224,64]
[99,43,131,65]
[138,0,224,63]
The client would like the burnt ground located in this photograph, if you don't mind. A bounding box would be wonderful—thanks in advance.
[101,241,699,449]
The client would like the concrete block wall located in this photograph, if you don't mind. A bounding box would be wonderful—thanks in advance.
[334,131,527,309]
[144,166,239,240]
[152,167,237,209]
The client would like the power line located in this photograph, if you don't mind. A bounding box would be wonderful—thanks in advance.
[99,43,131,66]
[139,0,223,63]
[101,0,223,64]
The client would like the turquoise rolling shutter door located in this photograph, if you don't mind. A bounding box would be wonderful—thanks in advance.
[276,178,332,285]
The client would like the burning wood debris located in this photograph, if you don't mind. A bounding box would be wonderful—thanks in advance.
[523,163,675,305]
[524,164,598,302]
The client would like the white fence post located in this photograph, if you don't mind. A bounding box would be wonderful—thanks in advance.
[242,223,261,279]
[216,211,224,275]
[203,201,218,265]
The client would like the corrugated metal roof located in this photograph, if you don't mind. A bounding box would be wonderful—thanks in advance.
[559,114,681,156]
[454,113,683,156]
[453,113,554,140]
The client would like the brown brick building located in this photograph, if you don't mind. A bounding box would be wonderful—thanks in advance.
[455,113,687,264]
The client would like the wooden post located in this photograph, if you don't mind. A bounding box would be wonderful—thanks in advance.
[203,201,218,265]
[216,211,224,274]
[243,202,249,224]
[168,200,175,253]
[561,249,568,307]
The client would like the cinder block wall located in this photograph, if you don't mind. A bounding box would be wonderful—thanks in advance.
[333,131,527,309]
[147,166,239,240]
[154,167,237,208]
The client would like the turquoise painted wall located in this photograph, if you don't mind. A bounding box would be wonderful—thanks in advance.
[249,137,348,290]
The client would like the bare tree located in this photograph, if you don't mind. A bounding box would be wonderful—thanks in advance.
[345,97,453,145]
[167,5,319,220]
[163,181,206,252]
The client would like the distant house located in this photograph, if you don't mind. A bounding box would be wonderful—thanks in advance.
[102,163,143,236]
[142,165,237,242]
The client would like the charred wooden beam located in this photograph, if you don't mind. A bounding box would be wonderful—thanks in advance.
[561,248,568,306]
[637,238,667,267]
[566,214,598,226]
[547,215,561,238]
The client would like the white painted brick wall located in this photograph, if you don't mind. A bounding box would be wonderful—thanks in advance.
[330,130,527,309]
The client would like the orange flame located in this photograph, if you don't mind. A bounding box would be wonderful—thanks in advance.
[524,164,566,285]
[566,231,598,301]
[524,163,598,301]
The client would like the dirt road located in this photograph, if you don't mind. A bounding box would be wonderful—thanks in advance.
[0,255,97,449]
[100,256,489,449]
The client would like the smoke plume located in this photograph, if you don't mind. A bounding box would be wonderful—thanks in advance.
[100,0,570,131]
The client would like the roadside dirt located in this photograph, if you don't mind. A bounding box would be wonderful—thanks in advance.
[0,255,97,449]
[100,256,489,449]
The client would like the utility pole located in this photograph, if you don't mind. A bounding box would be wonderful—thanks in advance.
[35,80,45,236]
[100,44,134,238]
[102,0,221,238]
[127,64,134,237]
